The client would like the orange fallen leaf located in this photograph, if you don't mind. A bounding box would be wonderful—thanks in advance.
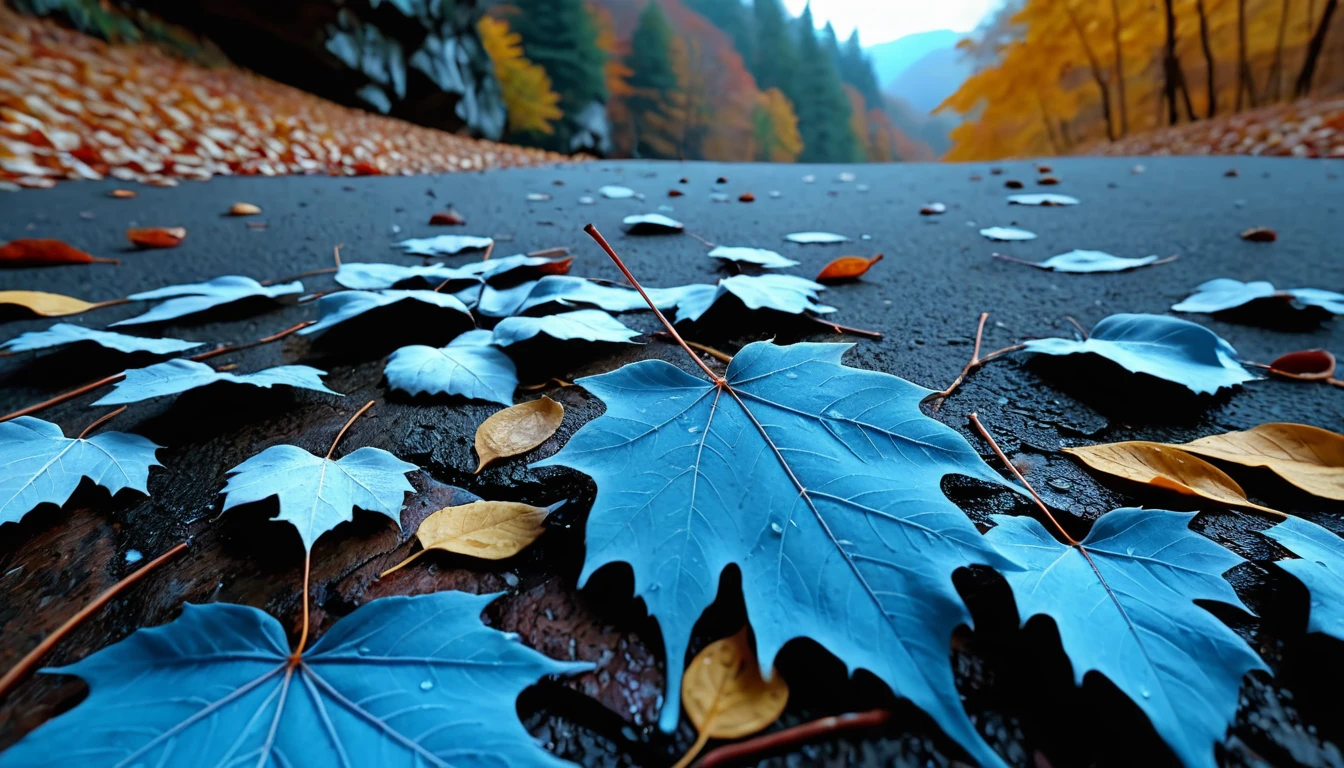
[127,227,187,249]
[0,239,116,267]
[0,290,120,317]
[229,202,261,216]
[1038,176,1060,185]
[352,162,381,176]
[1037,164,1053,173]
[738,192,755,203]
[108,189,136,199]
[1267,349,1335,381]
[535,256,574,275]
[668,189,685,197]
[1240,227,1277,242]
[429,209,465,225]
[816,254,883,282]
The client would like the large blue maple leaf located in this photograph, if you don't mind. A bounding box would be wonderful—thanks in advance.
[534,341,1017,767]
[0,591,589,767]
[1264,517,1344,641]
[985,510,1267,768]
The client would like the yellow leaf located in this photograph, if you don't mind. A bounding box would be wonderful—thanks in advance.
[1173,423,1344,502]
[673,627,789,768]
[380,500,552,576]
[1064,441,1282,516]
[0,290,114,317]
[474,396,563,473]
[229,202,261,216]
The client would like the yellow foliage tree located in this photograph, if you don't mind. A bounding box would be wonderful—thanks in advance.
[752,87,803,162]
[478,15,563,136]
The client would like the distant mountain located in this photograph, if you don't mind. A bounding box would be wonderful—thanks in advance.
[865,29,961,88]
[884,95,958,158]
[886,46,973,114]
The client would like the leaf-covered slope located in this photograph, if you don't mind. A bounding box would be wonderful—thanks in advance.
[0,592,588,768]
[986,510,1266,768]
[536,341,1015,766]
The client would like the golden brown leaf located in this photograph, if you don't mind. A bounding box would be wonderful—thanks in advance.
[228,202,261,216]
[108,189,136,199]
[127,227,186,249]
[738,192,755,203]
[816,254,883,282]
[0,239,116,267]
[1064,441,1281,516]
[1174,424,1344,502]
[672,627,789,768]
[0,290,108,317]
[1240,227,1277,242]
[380,500,552,576]
[474,397,563,473]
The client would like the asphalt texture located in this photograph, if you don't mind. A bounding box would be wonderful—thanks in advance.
[0,157,1342,768]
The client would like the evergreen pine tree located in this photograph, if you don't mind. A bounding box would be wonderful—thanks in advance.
[508,0,607,151]
[791,8,860,162]
[838,30,884,109]
[625,1,679,158]
[751,0,798,102]
[685,0,754,69]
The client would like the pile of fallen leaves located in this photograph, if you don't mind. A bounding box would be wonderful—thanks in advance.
[0,7,566,190]
[1089,95,1344,158]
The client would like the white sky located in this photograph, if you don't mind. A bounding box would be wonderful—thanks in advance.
[782,0,1002,46]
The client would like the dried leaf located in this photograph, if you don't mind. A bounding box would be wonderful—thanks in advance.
[1063,441,1280,515]
[429,209,465,225]
[920,203,947,215]
[1267,349,1336,381]
[474,396,563,473]
[0,289,105,317]
[228,202,261,216]
[738,192,755,203]
[1038,176,1060,185]
[0,238,115,267]
[108,189,136,199]
[815,254,883,282]
[1240,227,1277,242]
[1037,164,1053,173]
[1004,179,1024,189]
[674,628,789,768]
[382,500,555,575]
[1174,424,1344,501]
[127,227,186,249]
[668,189,685,197]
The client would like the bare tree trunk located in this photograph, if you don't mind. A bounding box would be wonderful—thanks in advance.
[1196,0,1218,117]
[1065,2,1116,141]
[1163,0,1181,124]
[1265,0,1293,101]
[1037,91,1062,153]
[1296,0,1339,96]
[1236,0,1259,110]
[1109,0,1129,135]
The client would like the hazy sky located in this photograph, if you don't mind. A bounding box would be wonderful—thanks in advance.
[782,0,1001,46]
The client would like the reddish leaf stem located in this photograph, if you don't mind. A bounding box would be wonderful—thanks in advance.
[967,413,1078,545]
[653,333,734,364]
[525,247,570,258]
[292,550,313,661]
[327,400,375,459]
[930,314,1025,402]
[989,252,1045,268]
[692,709,894,768]
[808,317,884,340]
[686,230,717,248]
[0,541,189,700]
[1063,315,1089,340]
[584,224,725,385]
[77,406,127,438]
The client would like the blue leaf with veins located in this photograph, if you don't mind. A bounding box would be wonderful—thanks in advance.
[93,359,339,406]
[492,309,641,347]
[1023,313,1256,394]
[1173,278,1344,315]
[395,234,494,255]
[385,330,518,405]
[1264,517,1344,641]
[334,254,569,290]
[112,276,302,326]
[535,341,1018,767]
[0,323,202,356]
[299,290,471,336]
[986,510,1266,768]
[0,591,589,768]
[674,274,835,323]
[221,443,416,551]
[477,276,701,318]
[1000,250,1164,273]
[707,246,799,269]
[0,416,161,529]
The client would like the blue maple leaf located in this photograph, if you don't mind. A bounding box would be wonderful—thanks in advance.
[111,276,303,326]
[92,359,339,406]
[535,341,1017,767]
[986,510,1267,768]
[395,234,494,255]
[707,246,799,269]
[1264,517,1344,642]
[385,329,518,405]
[476,276,699,318]
[0,323,202,356]
[221,443,417,551]
[621,213,683,233]
[0,591,589,768]
[996,250,1167,273]
[674,274,835,323]
[1023,313,1257,394]
[0,416,162,528]
[1172,278,1344,316]
[492,309,641,347]
[299,290,472,337]
[335,254,569,290]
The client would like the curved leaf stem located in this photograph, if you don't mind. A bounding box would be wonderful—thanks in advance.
[480,240,495,262]
[88,297,132,311]
[692,709,894,768]
[261,267,338,286]
[77,406,127,438]
[584,224,725,386]
[968,413,1079,545]
[1064,315,1090,339]
[328,400,375,459]
[989,252,1043,268]
[807,317,884,340]
[686,230,717,248]
[930,314,1025,403]
[673,730,712,768]
[526,246,570,258]
[378,549,427,578]
[292,550,313,660]
[0,541,189,700]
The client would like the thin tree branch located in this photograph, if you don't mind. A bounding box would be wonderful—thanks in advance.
[693,709,894,768]
[967,413,1078,544]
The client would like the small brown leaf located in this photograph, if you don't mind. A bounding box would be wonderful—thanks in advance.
[229,202,261,216]
[920,203,947,215]
[673,628,789,768]
[380,500,553,576]
[1224,168,1239,177]
[127,227,186,249]
[679,177,690,183]
[108,189,136,199]
[1064,441,1280,515]
[1038,176,1060,185]
[1037,164,1053,173]
[0,239,116,267]
[1240,227,1277,242]
[1004,179,1024,189]
[1174,423,1344,501]
[816,254,883,282]
[738,192,755,203]
[535,256,574,275]
[1267,349,1336,381]
[474,397,564,473]
[716,176,729,184]
[429,209,465,225]
[990,168,1003,175]
[0,290,107,317]
[668,188,685,197]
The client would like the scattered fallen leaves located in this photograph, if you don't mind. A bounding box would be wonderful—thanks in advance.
[1174,423,1344,501]
[127,227,186,249]
[0,289,110,317]
[381,500,555,575]
[1266,349,1336,381]
[0,239,116,267]
[920,203,947,215]
[816,254,883,282]
[1064,441,1281,515]
[429,209,465,225]
[1240,227,1277,242]
[228,202,261,216]
[474,396,564,473]
[109,189,136,199]
[672,628,789,768]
